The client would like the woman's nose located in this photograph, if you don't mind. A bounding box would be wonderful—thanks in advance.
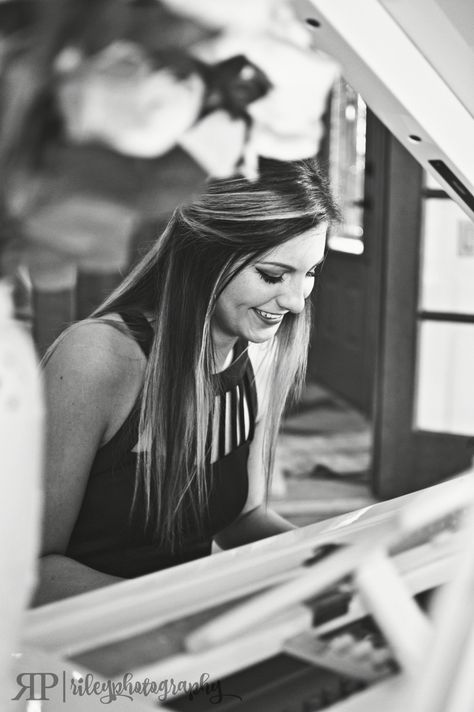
[276,278,307,314]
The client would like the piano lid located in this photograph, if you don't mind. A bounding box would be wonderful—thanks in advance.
[294,0,474,220]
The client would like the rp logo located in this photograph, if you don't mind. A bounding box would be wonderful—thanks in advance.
[12,673,60,701]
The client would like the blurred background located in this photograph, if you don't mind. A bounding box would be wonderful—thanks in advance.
[0,0,472,525]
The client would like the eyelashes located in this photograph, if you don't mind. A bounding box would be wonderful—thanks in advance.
[256,268,317,285]
[256,269,284,284]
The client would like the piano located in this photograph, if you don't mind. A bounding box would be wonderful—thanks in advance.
[20,471,472,711]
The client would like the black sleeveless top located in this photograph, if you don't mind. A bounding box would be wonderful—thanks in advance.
[66,312,258,578]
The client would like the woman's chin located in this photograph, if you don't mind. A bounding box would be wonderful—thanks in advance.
[247,326,280,344]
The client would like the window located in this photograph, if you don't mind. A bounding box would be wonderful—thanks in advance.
[328,78,366,255]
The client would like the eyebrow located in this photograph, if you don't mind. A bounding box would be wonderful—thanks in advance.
[258,258,325,271]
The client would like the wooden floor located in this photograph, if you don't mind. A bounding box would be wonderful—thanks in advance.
[272,381,376,526]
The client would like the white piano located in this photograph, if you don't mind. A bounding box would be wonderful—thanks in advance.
[20,469,473,711]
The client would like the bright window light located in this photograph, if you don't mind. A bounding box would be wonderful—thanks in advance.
[328,235,364,255]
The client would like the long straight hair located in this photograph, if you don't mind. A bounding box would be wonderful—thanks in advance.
[90,157,340,550]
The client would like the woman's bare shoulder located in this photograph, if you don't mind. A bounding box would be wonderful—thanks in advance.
[43,315,147,388]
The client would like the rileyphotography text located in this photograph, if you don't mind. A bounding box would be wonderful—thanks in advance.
[12,670,243,705]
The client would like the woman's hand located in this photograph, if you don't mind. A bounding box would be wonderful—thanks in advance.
[215,503,295,550]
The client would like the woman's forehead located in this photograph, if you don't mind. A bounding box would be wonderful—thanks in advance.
[258,224,328,266]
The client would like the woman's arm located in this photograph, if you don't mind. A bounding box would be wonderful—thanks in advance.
[33,322,144,606]
[214,504,295,549]
[33,555,122,607]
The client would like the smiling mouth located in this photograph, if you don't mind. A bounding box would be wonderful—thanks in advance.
[253,308,286,324]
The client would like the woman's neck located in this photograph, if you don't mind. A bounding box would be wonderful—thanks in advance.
[211,322,239,373]
[214,344,236,373]
[217,346,235,372]
[212,332,239,372]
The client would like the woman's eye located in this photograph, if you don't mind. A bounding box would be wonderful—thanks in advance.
[306,270,317,279]
[256,269,284,284]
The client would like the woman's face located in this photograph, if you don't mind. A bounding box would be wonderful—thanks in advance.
[212,223,328,353]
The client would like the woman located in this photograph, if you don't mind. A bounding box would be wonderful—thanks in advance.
[34,157,339,606]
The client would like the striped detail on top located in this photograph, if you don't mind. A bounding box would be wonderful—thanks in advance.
[131,369,256,459]
[209,369,256,464]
